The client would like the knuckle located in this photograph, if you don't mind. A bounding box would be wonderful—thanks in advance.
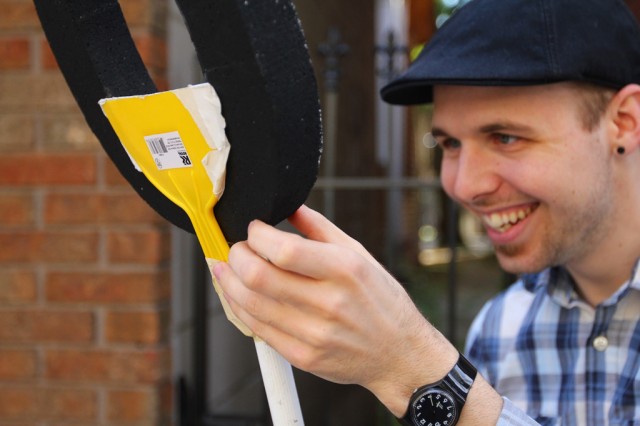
[244,292,263,318]
[242,261,267,291]
[289,345,320,372]
[322,291,349,322]
[348,254,372,281]
[332,251,371,290]
[271,235,303,267]
[309,326,336,352]
[228,241,248,264]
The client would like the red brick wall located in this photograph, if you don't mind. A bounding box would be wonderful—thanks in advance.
[0,0,173,424]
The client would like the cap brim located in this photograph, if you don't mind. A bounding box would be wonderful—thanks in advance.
[380,79,434,105]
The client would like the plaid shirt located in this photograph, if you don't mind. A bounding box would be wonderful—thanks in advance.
[465,261,640,426]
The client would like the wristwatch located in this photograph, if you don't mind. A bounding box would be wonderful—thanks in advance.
[399,353,477,426]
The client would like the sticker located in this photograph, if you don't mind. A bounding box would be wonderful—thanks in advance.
[143,131,193,170]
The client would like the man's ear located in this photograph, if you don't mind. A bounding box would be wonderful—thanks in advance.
[609,84,640,154]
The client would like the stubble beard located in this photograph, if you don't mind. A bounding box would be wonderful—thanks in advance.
[493,172,613,275]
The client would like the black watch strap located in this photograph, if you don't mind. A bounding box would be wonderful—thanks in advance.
[400,353,477,426]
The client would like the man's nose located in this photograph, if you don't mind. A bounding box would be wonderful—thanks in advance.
[448,147,501,204]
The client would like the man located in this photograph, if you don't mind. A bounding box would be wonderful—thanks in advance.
[213,0,640,424]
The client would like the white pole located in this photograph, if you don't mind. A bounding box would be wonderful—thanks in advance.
[255,339,305,425]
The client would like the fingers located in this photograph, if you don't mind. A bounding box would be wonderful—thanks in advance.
[211,213,436,392]
[226,240,325,307]
[212,259,276,334]
[289,205,375,261]
[288,204,344,242]
[212,260,300,346]
[212,257,342,370]
[244,218,365,281]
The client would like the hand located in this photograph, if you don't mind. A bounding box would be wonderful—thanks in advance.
[212,205,458,416]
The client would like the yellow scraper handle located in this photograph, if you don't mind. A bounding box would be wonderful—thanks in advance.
[100,92,229,261]
[100,89,305,425]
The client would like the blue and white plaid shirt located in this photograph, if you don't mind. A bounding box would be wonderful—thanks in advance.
[465,260,640,426]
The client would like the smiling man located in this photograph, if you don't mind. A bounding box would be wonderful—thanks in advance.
[213,0,640,424]
[432,83,625,297]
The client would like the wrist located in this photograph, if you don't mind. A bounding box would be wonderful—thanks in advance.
[399,353,477,426]
[457,375,503,425]
[368,322,459,417]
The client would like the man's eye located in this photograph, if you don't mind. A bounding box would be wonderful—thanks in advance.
[496,134,518,145]
[440,137,462,150]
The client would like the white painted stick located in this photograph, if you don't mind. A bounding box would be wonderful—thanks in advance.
[254,339,305,425]
[207,261,304,425]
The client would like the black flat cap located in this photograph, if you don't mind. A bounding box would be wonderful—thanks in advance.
[381,0,640,105]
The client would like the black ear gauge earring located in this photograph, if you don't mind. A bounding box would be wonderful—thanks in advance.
[617,146,626,155]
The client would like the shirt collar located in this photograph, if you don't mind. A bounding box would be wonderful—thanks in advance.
[521,258,640,309]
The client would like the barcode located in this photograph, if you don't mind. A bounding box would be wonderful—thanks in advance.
[146,137,168,155]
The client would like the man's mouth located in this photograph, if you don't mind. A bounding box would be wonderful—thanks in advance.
[481,205,535,233]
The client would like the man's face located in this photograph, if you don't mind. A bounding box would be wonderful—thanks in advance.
[432,83,615,274]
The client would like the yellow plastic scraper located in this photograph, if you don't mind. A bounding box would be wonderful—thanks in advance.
[100,83,304,425]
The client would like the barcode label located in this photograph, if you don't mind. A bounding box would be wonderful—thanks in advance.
[143,131,193,170]
[146,136,168,155]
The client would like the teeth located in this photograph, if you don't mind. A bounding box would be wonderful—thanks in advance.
[489,213,502,228]
[483,207,532,232]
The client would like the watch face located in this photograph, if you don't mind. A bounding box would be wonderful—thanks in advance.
[410,388,457,426]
